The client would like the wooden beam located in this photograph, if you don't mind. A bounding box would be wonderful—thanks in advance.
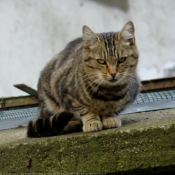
[13,84,38,97]
[0,96,38,109]
[141,77,175,92]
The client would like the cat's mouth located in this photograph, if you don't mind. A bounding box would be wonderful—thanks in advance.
[108,79,118,83]
[109,79,116,82]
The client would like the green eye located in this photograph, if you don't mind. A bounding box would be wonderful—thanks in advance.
[97,59,106,64]
[118,57,126,63]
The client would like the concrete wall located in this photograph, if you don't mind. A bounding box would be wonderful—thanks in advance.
[0,0,175,97]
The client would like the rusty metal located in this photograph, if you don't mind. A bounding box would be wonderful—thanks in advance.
[141,77,175,92]
[13,84,38,97]
[0,96,38,109]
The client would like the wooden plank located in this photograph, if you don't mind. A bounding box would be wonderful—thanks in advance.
[13,84,38,97]
[0,96,38,109]
[141,77,175,92]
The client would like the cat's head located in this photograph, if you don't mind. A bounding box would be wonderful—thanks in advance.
[82,21,139,85]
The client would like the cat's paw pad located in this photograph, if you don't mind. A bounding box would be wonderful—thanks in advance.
[83,121,102,132]
[102,117,122,129]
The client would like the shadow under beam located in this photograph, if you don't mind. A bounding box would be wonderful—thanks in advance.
[91,0,129,11]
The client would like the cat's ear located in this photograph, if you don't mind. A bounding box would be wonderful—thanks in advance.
[82,25,100,49]
[118,21,135,45]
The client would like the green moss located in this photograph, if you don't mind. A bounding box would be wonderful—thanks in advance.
[0,124,175,174]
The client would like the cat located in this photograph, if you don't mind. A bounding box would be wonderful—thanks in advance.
[27,21,140,137]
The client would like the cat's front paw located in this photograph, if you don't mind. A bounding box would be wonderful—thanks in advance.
[83,121,102,132]
[102,117,122,129]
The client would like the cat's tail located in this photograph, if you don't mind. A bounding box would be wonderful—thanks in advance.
[27,112,82,137]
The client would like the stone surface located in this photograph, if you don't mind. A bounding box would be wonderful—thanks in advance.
[0,109,175,174]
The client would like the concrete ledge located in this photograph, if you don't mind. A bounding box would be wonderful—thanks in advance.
[0,109,175,174]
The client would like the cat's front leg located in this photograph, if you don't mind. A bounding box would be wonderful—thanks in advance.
[81,113,102,132]
[102,114,122,129]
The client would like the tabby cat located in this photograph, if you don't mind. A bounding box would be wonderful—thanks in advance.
[27,21,140,137]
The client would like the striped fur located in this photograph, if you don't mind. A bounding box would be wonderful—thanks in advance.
[27,21,141,137]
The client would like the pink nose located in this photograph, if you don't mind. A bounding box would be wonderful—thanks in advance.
[110,73,116,79]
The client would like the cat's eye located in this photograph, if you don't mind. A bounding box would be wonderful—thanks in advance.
[97,59,106,65]
[118,57,126,63]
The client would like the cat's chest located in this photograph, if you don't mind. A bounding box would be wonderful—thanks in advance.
[90,98,125,115]
[90,83,130,115]
[71,84,130,115]
[72,95,127,116]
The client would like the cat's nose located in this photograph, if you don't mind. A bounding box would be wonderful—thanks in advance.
[110,73,116,79]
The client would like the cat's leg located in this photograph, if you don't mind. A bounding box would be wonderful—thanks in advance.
[81,112,103,132]
[102,113,122,129]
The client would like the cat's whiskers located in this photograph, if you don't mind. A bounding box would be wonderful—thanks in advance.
[74,74,98,93]
[84,78,101,95]
[87,78,103,97]
[86,78,104,98]
[95,79,104,90]
[118,72,127,78]
[78,78,101,101]
[124,76,140,86]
